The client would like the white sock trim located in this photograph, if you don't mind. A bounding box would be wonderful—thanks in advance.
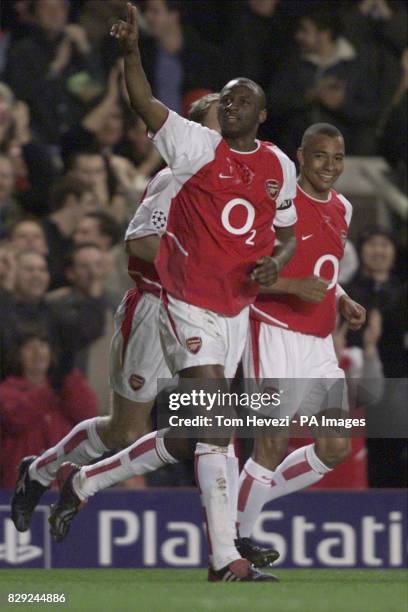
[227,444,236,458]
[28,464,50,487]
[306,444,332,475]
[155,435,179,465]
[195,442,228,456]
[72,471,87,501]
[88,419,109,454]
[244,457,275,484]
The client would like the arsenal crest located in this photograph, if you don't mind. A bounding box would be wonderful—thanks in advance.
[265,179,281,200]
[129,374,145,390]
[186,337,202,354]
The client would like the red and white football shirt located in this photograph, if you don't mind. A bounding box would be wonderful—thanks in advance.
[251,185,352,337]
[151,111,297,316]
[125,168,176,298]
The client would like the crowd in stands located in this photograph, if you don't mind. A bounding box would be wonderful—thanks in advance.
[0,0,406,489]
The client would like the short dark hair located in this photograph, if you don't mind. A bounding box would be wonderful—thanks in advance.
[9,216,44,238]
[301,123,343,148]
[5,329,55,377]
[67,149,105,171]
[302,6,343,40]
[357,226,396,253]
[220,78,266,110]
[188,93,220,124]
[83,211,122,247]
[48,175,92,212]
[64,242,103,269]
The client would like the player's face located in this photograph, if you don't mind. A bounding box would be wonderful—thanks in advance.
[218,84,263,139]
[360,235,395,275]
[298,134,345,196]
[202,102,220,133]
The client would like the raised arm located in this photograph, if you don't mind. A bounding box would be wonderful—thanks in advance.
[111,3,168,133]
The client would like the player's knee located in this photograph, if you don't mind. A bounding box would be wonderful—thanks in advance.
[253,437,288,471]
[105,421,148,449]
[316,438,350,467]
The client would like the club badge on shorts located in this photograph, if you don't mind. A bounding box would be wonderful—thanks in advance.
[129,374,145,390]
[186,337,202,354]
[265,179,281,200]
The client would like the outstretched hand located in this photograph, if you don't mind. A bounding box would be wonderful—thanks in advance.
[110,2,139,55]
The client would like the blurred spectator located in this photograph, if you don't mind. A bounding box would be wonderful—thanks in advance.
[0,153,15,238]
[4,0,102,144]
[377,48,408,192]
[0,82,58,216]
[344,226,405,376]
[50,244,118,414]
[344,227,406,489]
[0,250,105,386]
[0,240,17,293]
[102,0,222,115]
[0,332,98,489]
[42,174,97,289]
[73,210,129,299]
[61,62,125,160]
[73,210,122,251]
[267,4,379,157]
[222,1,290,95]
[9,218,49,256]
[68,150,131,224]
[119,113,163,180]
[342,0,407,113]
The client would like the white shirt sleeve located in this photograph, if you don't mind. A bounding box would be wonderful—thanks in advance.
[125,169,177,240]
[270,146,298,227]
[149,110,222,184]
[337,194,353,227]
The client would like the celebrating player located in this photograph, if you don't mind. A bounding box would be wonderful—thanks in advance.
[237,123,366,539]
[47,3,297,582]
[10,93,218,530]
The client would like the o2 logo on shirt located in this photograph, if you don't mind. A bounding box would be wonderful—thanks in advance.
[313,254,339,290]
[221,198,256,246]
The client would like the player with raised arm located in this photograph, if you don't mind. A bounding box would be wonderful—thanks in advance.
[237,123,366,539]
[10,93,218,530]
[47,3,297,582]
[11,91,279,570]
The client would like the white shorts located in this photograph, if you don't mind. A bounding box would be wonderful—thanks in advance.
[159,294,249,378]
[109,288,171,402]
[243,319,347,417]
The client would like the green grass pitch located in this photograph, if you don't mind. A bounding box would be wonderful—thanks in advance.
[1,569,407,612]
